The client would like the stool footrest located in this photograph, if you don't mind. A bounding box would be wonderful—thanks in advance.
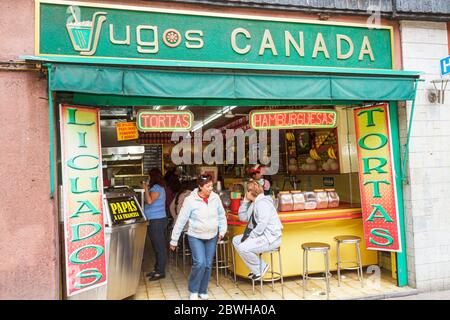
[337,266,361,271]
[259,271,283,282]
[304,272,332,280]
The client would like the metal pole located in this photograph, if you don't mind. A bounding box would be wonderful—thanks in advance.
[44,64,55,199]
[389,101,409,287]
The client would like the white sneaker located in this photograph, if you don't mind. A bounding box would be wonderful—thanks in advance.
[199,293,209,300]
[190,292,198,300]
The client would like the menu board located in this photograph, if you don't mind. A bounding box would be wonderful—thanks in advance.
[143,145,163,174]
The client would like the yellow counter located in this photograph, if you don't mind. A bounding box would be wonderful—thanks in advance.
[227,205,378,278]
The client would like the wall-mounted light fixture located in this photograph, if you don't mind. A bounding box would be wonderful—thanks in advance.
[429,78,448,104]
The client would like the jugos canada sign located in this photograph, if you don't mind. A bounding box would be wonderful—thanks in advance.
[36,0,394,69]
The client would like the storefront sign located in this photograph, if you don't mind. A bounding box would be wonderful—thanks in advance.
[107,197,143,224]
[60,104,107,296]
[116,121,138,141]
[137,110,193,132]
[354,103,401,252]
[36,0,394,69]
[250,109,337,130]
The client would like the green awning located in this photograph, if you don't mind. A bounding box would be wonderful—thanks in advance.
[49,63,420,103]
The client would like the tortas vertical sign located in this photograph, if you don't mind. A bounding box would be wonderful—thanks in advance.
[60,104,107,296]
[354,103,402,252]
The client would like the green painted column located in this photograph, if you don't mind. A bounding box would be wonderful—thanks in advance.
[388,101,408,287]
[45,64,55,199]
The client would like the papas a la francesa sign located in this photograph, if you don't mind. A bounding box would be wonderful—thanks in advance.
[250,109,337,130]
[36,0,394,69]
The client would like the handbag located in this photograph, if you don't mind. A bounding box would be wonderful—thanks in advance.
[241,212,257,243]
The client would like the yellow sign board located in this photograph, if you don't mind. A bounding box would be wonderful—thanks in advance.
[116,122,139,141]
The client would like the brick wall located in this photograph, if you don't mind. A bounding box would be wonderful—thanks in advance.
[399,21,450,292]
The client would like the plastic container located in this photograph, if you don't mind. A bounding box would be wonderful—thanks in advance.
[304,192,317,210]
[278,191,294,212]
[315,189,329,209]
[291,191,305,211]
[326,189,340,208]
[230,198,241,214]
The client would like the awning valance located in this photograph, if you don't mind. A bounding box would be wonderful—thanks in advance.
[47,63,420,103]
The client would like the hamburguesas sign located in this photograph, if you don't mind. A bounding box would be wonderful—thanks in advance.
[36,0,394,70]
[60,104,107,296]
[354,103,402,252]
[250,109,337,130]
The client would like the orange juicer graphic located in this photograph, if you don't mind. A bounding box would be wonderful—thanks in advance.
[66,6,107,56]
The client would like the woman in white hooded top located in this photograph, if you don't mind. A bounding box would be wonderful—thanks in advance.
[169,174,227,300]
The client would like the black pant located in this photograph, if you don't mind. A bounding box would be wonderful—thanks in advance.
[148,217,168,275]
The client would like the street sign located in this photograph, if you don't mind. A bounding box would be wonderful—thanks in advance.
[440,56,450,76]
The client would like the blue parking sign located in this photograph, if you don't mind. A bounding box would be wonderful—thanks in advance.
[441,56,450,76]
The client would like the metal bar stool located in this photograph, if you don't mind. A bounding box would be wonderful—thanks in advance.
[252,247,284,299]
[301,242,331,300]
[214,234,237,287]
[335,235,363,287]
[175,231,191,273]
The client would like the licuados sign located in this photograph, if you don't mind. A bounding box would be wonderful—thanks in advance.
[36,0,394,70]
[60,104,107,296]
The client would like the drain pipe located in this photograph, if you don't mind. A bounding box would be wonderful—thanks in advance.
[401,79,420,183]
[43,63,55,199]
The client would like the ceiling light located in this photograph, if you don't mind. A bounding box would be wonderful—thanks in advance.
[192,106,238,132]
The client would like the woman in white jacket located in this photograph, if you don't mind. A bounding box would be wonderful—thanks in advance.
[169,174,227,300]
[232,180,283,281]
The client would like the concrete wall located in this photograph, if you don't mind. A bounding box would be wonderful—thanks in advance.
[399,20,450,292]
[0,0,59,299]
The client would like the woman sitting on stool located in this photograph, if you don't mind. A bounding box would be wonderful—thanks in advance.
[232,180,283,281]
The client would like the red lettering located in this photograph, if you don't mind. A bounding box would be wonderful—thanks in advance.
[252,114,261,128]
[165,115,175,127]
[150,115,158,128]
[158,115,165,128]
[141,115,151,128]
[289,113,297,126]
[297,112,305,125]
[327,113,335,125]
[174,115,182,128]
[277,114,284,126]
[310,112,318,125]
[314,113,323,125]
[261,114,271,127]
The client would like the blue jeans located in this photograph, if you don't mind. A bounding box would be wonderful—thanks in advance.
[187,234,218,295]
[148,217,168,275]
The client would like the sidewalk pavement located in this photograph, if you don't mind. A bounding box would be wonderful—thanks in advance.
[385,289,450,300]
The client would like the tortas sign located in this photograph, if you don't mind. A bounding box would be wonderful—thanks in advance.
[354,103,402,252]
[36,0,394,69]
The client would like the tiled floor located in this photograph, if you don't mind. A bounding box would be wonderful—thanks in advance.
[132,248,415,300]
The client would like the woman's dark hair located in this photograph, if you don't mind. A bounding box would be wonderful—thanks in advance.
[166,172,181,193]
[197,173,213,188]
[149,168,165,187]
[174,179,197,208]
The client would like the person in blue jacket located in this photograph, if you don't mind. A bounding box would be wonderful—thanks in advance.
[143,168,167,281]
